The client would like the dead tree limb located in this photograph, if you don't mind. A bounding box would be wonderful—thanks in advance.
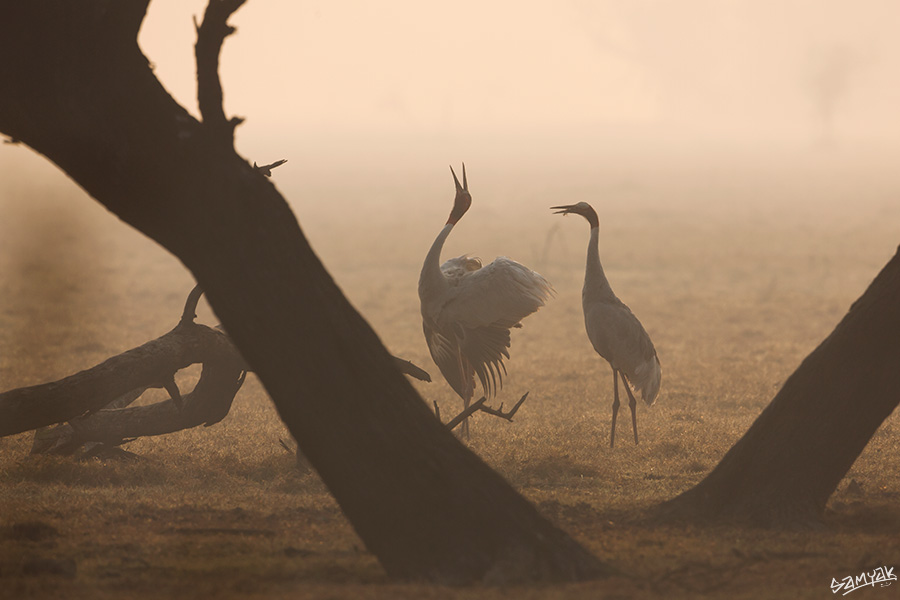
[253,159,287,177]
[6,287,246,452]
[0,320,239,438]
[194,0,245,145]
[9,284,427,455]
[440,393,529,431]
[37,362,245,455]
[444,398,488,431]
[392,356,431,382]
[478,392,529,422]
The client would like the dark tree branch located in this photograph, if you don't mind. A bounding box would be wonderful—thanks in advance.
[0,321,236,437]
[2,285,245,440]
[253,159,288,177]
[478,392,529,422]
[30,388,145,454]
[392,356,431,382]
[181,284,205,324]
[194,0,246,145]
[439,393,529,431]
[444,398,487,431]
[48,355,245,453]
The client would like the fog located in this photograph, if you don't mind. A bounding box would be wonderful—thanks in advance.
[2,0,900,350]
[3,0,899,352]
[4,1,900,192]
[135,0,900,168]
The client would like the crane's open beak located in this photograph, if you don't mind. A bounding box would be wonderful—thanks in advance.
[450,163,468,193]
[551,204,578,215]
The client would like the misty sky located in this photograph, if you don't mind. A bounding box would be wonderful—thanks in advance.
[2,0,898,190]
[137,0,900,152]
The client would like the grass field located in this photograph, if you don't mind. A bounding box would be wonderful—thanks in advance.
[1,147,899,599]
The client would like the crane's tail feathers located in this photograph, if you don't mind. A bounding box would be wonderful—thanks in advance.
[623,357,661,406]
[639,357,661,406]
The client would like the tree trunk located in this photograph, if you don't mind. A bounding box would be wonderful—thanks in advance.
[0,1,607,583]
[663,246,900,526]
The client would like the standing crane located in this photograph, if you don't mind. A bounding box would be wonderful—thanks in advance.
[552,202,661,447]
[419,164,554,436]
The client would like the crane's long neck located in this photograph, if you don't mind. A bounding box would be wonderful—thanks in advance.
[584,226,617,302]
[419,223,453,298]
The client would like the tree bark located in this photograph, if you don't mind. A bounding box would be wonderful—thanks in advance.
[0,1,607,583]
[663,246,900,526]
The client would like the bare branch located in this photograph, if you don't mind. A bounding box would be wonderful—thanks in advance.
[253,159,288,177]
[444,397,487,431]
[438,393,529,431]
[392,356,431,382]
[478,392,529,422]
[181,284,204,325]
[194,0,247,145]
[0,320,240,437]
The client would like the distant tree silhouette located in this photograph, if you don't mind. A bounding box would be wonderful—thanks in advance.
[806,45,861,146]
[0,0,606,584]
[664,246,900,526]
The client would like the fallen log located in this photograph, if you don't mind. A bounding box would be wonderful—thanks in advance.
[4,286,433,455]
[0,288,243,438]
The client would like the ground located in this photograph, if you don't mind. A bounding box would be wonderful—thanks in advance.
[0,147,898,598]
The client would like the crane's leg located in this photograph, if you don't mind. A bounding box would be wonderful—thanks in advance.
[610,369,620,448]
[623,382,639,445]
[462,385,472,440]
[457,355,473,439]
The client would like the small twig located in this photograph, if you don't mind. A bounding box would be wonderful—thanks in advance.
[393,356,432,382]
[253,159,288,177]
[445,397,487,431]
[433,401,441,422]
[181,284,204,325]
[477,392,529,422]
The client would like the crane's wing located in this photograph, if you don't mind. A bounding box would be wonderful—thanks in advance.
[422,319,474,399]
[440,256,554,328]
[585,300,661,405]
[431,256,554,397]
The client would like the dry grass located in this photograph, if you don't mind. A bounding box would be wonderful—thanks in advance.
[1,153,899,598]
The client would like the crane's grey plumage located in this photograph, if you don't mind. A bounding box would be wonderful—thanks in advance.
[553,201,660,447]
[420,164,553,435]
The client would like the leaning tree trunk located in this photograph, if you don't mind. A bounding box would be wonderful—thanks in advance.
[0,1,607,584]
[663,246,900,526]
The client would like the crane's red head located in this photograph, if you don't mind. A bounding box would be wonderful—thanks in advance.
[551,202,599,229]
[447,163,471,225]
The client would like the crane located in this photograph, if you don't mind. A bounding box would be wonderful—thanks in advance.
[419,164,554,436]
[552,202,660,447]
